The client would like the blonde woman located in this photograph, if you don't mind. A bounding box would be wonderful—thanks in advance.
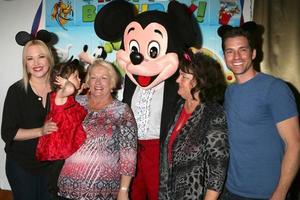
[58,60,137,200]
[1,38,58,200]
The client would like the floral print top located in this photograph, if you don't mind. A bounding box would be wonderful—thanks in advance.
[58,96,137,200]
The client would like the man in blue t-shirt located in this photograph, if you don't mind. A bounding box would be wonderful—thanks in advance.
[218,22,300,200]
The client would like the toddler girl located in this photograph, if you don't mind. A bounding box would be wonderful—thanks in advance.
[36,59,87,161]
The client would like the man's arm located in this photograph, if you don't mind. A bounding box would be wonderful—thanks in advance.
[271,116,300,200]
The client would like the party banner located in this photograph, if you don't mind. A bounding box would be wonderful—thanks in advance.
[45,0,254,83]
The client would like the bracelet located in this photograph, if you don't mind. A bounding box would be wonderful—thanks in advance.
[120,187,128,192]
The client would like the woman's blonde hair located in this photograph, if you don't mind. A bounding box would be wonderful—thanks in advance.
[22,40,54,91]
[86,59,121,97]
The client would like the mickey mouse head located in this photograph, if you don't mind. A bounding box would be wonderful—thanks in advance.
[94,0,201,89]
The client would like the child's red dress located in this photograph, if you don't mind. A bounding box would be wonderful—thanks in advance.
[36,92,87,161]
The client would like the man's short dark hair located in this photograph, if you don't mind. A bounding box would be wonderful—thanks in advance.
[218,21,257,51]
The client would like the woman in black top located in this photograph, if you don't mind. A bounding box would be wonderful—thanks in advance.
[1,39,58,200]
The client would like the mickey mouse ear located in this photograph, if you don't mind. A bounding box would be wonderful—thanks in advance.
[241,21,257,32]
[36,29,52,44]
[15,29,52,46]
[94,0,136,41]
[217,25,233,37]
[15,31,32,46]
[168,1,200,49]
[72,58,80,66]
[65,56,80,66]
[66,55,74,64]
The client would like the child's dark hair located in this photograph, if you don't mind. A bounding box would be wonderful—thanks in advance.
[50,59,82,90]
[180,50,227,104]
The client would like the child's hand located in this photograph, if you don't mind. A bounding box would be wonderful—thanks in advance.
[55,76,68,88]
[77,83,89,95]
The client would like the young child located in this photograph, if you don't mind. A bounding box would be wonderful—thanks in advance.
[36,59,87,161]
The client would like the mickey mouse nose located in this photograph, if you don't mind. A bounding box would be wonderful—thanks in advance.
[130,52,144,65]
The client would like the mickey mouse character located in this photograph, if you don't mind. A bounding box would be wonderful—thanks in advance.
[94,1,201,199]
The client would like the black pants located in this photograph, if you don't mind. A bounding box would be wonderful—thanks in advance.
[57,196,73,200]
[5,156,52,200]
[48,160,65,200]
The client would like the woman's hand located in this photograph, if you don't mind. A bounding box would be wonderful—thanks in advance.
[12,120,58,141]
[41,119,58,136]
[117,174,131,200]
[117,189,129,200]
[204,189,220,200]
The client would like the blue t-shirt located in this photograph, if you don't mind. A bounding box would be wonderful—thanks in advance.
[225,73,298,199]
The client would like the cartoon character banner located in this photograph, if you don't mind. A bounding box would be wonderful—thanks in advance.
[45,0,254,83]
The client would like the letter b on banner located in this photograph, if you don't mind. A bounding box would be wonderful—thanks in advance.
[82,5,96,22]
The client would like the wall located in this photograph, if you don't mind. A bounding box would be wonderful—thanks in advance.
[0,0,43,190]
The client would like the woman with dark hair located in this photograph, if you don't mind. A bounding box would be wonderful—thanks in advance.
[159,51,229,200]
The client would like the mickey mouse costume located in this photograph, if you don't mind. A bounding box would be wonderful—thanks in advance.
[94,1,201,199]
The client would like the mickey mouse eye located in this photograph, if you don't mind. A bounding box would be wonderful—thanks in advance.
[129,40,140,53]
[148,41,160,59]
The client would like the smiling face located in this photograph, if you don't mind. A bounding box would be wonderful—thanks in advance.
[117,21,179,89]
[87,64,113,98]
[25,44,51,80]
[224,36,256,83]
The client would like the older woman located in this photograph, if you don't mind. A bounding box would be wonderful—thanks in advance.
[159,51,229,200]
[57,59,138,200]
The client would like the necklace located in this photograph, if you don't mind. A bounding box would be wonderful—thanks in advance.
[88,95,113,111]
[30,82,49,101]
